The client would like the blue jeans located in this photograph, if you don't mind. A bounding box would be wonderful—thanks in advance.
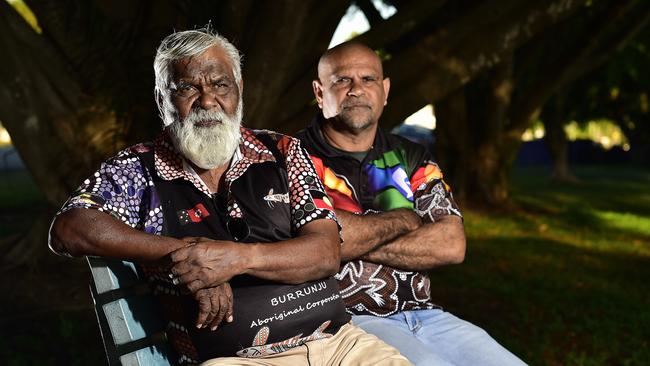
[352,310,527,366]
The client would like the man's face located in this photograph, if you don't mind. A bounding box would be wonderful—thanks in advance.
[313,47,390,130]
[166,45,243,169]
[170,45,241,123]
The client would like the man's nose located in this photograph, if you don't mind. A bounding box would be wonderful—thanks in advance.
[346,80,365,97]
[195,89,219,110]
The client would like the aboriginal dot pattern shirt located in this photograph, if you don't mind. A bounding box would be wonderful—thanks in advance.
[297,115,463,318]
[53,128,350,364]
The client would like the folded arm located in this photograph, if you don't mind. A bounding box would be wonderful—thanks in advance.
[336,209,421,261]
[337,208,465,271]
[360,215,465,270]
[50,208,234,329]
[170,218,341,292]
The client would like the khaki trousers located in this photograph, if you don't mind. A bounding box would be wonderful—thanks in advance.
[201,322,412,366]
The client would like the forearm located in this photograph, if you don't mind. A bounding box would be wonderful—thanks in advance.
[244,220,340,284]
[172,219,341,289]
[50,208,185,263]
[361,215,466,271]
[337,208,421,261]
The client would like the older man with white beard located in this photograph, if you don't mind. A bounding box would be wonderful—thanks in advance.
[48,29,411,366]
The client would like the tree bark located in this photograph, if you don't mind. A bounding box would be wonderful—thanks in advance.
[543,95,578,183]
[434,89,469,204]
[0,1,91,207]
[435,60,519,208]
[467,60,518,207]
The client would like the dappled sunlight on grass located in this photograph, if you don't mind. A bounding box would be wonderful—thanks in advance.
[431,165,650,365]
[595,211,650,237]
[504,166,650,257]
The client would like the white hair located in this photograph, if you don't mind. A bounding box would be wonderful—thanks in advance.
[167,101,242,169]
[154,27,242,126]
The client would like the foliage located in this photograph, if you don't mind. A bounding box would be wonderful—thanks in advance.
[565,25,650,157]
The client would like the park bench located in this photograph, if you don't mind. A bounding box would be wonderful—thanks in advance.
[87,256,176,366]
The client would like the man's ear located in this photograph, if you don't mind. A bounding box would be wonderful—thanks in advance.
[312,80,324,109]
[239,79,244,93]
[383,77,390,106]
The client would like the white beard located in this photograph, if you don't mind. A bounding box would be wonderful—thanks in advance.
[168,102,243,169]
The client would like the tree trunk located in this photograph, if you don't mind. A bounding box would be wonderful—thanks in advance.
[435,60,520,208]
[468,61,518,207]
[543,95,579,183]
[0,1,131,208]
[434,89,469,205]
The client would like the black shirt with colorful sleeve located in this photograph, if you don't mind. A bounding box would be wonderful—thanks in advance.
[54,127,350,364]
[296,115,462,317]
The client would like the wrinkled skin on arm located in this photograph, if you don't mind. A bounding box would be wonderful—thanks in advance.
[360,215,465,270]
[169,218,341,291]
[336,209,465,271]
[51,208,187,263]
[50,208,233,329]
[335,208,422,261]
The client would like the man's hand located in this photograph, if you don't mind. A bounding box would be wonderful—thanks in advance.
[170,237,247,292]
[171,219,340,288]
[194,282,234,331]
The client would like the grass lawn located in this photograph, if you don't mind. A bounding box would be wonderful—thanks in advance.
[430,165,650,365]
[0,165,648,365]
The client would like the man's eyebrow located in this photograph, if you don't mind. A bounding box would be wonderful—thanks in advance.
[212,75,232,83]
[175,74,232,84]
[330,73,350,79]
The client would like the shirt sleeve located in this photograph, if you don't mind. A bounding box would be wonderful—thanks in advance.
[283,136,341,233]
[55,148,155,230]
[409,159,462,222]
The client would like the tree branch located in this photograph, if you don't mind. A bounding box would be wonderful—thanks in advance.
[506,0,650,136]
[356,0,383,27]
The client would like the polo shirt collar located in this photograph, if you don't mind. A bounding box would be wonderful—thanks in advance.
[305,113,387,161]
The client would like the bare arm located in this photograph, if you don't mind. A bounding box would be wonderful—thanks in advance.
[50,208,186,263]
[336,208,422,261]
[51,208,236,329]
[360,215,466,271]
[170,218,341,291]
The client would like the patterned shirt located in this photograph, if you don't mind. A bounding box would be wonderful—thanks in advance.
[53,127,349,363]
[297,115,462,317]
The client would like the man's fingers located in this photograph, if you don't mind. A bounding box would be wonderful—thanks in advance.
[169,247,190,263]
[170,260,195,279]
[195,292,211,328]
[209,292,228,330]
[179,268,218,291]
[186,278,207,293]
[225,283,234,323]
[201,290,220,329]
[169,263,195,286]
